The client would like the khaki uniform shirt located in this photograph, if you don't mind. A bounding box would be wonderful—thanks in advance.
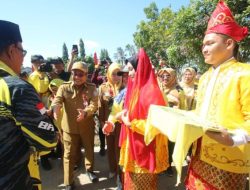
[52,81,98,134]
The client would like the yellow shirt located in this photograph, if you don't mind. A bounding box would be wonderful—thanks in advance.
[196,59,250,173]
[28,70,49,94]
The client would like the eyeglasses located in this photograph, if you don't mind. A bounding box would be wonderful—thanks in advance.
[72,72,87,78]
[16,46,27,57]
[111,72,120,77]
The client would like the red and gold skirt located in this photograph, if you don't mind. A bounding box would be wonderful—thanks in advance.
[185,153,247,190]
[123,172,157,190]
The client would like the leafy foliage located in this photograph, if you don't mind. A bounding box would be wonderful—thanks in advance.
[85,55,94,74]
[79,38,86,61]
[114,47,126,64]
[133,0,250,73]
[125,44,137,57]
[62,43,69,63]
[100,49,112,62]
[134,3,175,68]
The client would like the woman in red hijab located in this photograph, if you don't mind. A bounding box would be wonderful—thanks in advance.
[118,49,169,189]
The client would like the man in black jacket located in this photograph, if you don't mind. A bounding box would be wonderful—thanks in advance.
[0,20,57,190]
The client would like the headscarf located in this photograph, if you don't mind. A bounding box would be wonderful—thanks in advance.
[180,67,196,91]
[158,68,180,106]
[158,68,177,93]
[180,67,196,109]
[106,63,122,96]
[49,78,64,92]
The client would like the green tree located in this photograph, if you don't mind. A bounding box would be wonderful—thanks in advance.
[100,49,111,62]
[125,44,137,56]
[114,47,126,64]
[133,0,250,73]
[168,0,250,72]
[225,0,250,61]
[62,43,69,63]
[144,2,159,21]
[79,38,86,61]
[166,3,208,72]
[84,55,94,74]
[134,3,175,67]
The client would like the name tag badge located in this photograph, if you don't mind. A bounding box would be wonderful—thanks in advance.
[82,94,88,108]
[104,92,111,98]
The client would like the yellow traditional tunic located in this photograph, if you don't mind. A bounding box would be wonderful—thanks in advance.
[186,59,250,190]
[119,120,168,174]
[109,89,169,174]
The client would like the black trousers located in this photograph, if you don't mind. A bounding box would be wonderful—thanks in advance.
[99,126,106,150]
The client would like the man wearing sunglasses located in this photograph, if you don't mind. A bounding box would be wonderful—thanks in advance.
[0,20,57,190]
[52,61,99,190]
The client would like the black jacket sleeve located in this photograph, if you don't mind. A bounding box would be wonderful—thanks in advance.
[8,76,57,151]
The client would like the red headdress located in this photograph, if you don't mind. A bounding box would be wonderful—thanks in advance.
[206,0,248,42]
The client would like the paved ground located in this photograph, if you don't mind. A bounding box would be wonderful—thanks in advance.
[40,130,187,190]
[40,146,187,190]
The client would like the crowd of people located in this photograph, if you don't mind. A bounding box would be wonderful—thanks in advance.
[1,1,250,190]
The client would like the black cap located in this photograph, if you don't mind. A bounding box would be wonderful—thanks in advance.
[0,20,22,48]
[51,57,64,64]
[31,55,45,63]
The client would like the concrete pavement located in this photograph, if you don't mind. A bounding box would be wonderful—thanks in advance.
[40,147,187,190]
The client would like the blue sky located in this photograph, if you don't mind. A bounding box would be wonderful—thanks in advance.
[2,0,189,67]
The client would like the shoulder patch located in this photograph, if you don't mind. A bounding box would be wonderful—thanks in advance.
[36,102,46,115]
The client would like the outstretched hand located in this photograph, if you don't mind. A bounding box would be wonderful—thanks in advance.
[76,109,86,122]
[53,105,62,121]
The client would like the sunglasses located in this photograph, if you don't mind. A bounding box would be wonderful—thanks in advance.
[16,46,27,57]
[72,72,87,77]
